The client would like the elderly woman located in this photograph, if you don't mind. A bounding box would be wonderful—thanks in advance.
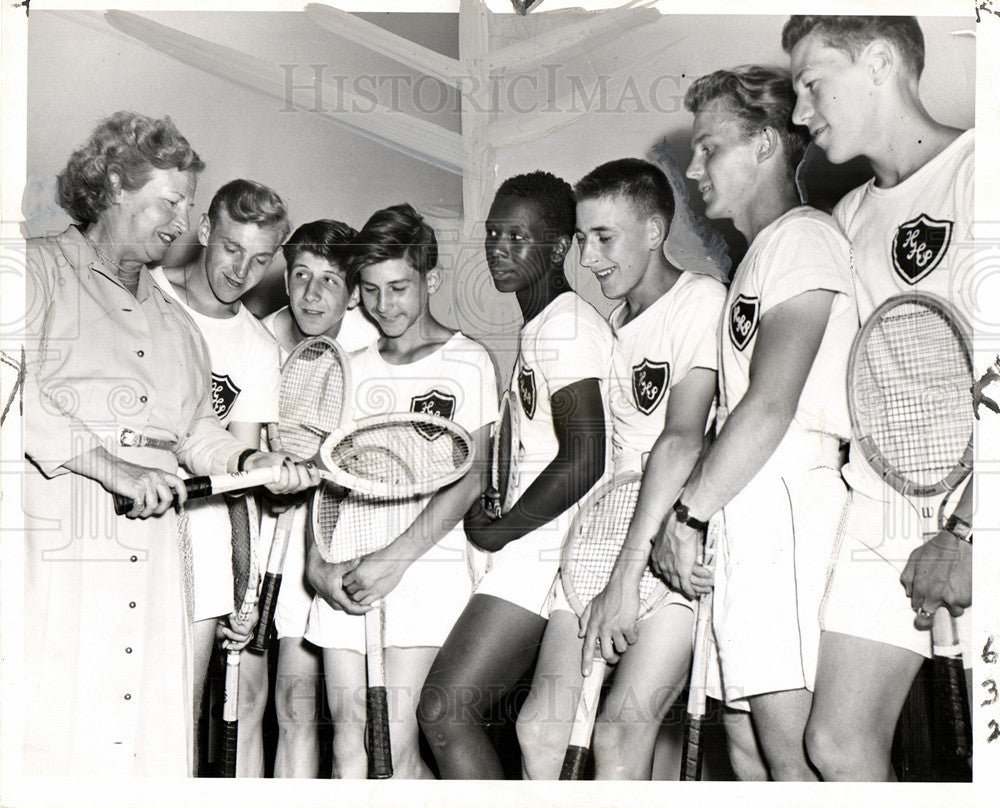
[22,111,315,777]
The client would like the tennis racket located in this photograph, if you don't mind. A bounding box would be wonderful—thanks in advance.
[220,494,260,778]
[252,337,350,652]
[485,390,519,518]
[558,472,670,780]
[848,291,973,760]
[310,414,475,779]
[112,411,468,514]
[680,515,719,781]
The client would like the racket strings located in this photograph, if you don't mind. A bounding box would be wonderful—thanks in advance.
[279,344,347,458]
[228,495,258,616]
[326,421,471,486]
[314,482,425,564]
[856,304,972,487]
[564,480,663,614]
[493,399,513,509]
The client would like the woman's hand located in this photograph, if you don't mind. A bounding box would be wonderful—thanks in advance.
[579,573,641,675]
[108,456,187,519]
[342,546,410,606]
[243,451,320,495]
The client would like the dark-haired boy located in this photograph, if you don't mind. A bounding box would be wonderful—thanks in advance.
[417,171,612,779]
[515,158,724,779]
[783,15,974,781]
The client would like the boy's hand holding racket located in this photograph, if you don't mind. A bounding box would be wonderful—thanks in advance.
[579,571,641,674]
[305,541,366,615]
[342,545,411,606]
[463,498,499,549]
[900,530,972,629]
[651,510,703,599]
[217,602,260,652]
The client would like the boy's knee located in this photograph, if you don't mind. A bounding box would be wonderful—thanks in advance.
[515,703,567,777]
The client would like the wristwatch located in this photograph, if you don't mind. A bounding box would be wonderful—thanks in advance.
[673,499,709,532]
[944,514,973,544]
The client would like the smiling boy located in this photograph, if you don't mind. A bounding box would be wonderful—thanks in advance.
[783,15,974,780]
[150,178,289,770]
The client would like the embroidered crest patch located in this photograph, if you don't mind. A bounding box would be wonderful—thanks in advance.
[892,214,953,285]
[410,389,457,440]
[211,372,241,420]
[631,359,670,415]
[729,295,759,352]
[518,366,537,419]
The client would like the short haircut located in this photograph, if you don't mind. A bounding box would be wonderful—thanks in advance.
[781,16,925,78]
[493,171,576,240]
[207,178,291,242]
[57,111,205,226]
[574,158,675,229]
[282,219,358,282]
[351,203,438,283]
[684,66,809,178]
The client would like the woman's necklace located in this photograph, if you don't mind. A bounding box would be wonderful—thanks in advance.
[82,228,140,294]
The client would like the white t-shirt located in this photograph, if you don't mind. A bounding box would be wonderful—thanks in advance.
[609,271,725,474]
[151,267,280,427]
[512,291,613,498]
[262,305,380,361]
[150,266,281,619]
[834,129,975,498]
[719,206,856,441]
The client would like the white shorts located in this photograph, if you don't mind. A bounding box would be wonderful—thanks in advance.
[259,503,314,639]
[472,509,571,617]
[820,484,973,662]
[188,495,235,622]
[710,431,847,709]
[303,525,473,654]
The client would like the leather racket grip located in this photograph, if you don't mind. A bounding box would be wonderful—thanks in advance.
[680,716,704,781]
[366,687,393,779]
[559,745,591,780]
[250,572,281,653]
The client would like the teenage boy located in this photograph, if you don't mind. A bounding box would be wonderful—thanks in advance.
[304,203,496,778]
[236,220,380,777]
[515,158,725,780]
[417,171,612,779]
[150,178,290,770]
[783,15,974,780]
[656,66,858,780]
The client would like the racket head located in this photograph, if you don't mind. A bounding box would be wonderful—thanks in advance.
[271,336,350,458]
[848,292,973,498]
[560,472,668,619]
[309,480,426,565]
[490,390,519,515]
[318,412,474,498]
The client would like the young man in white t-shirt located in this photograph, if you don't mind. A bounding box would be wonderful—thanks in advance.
[304,203,496,778]
[515,158,726,780]
[783,15,974,781]
[656,66,858,780]
[150,178,289,773]
[415,171,611,779]
[246,219,379,778]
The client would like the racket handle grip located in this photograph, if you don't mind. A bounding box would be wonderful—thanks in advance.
[366,687,393,779]
[112,466,283,515]
[680,716,704,781]
[220,650,240,777]
[250,572,281,653]
[560,745,590,780]
[930,609,971,761]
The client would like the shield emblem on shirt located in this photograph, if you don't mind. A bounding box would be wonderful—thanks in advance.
[210,372,241,420]
[892,214,953,285]
[631,359,669,415]
[518,366,537,419]
[410,389,457,440]
[729,295,759,352]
